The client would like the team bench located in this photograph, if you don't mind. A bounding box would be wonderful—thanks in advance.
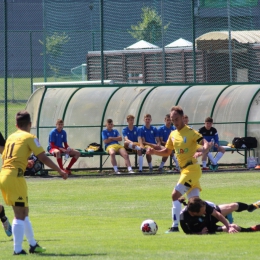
[43,148,138,174]
[218,140,255,157]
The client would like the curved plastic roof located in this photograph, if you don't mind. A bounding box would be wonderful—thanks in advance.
[26,83,260,168]
[196,30,260,44]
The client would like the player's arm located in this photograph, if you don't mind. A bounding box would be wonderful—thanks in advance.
[194,137,211,158]
[37,152,68,180]
[155,136,161,146]
[146,146,172,157]
[211,209,238,233]
[108,136,122,141]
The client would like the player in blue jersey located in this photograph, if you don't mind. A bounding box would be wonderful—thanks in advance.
[157,114,180,172]
[198,117,225,171]
[102,119,134,174]
[138,114,160,172]
[122,115,146,172]
[48,119,80,175]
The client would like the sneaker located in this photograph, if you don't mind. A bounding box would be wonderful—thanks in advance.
[158,168,163,173]
[29,243,46,254]
[114,171,121,174]
[202,167,209,171]
[248,201,260,212]
[167,170,174,173]
[174,167,180,172]
[251,224,260,231]
[138,170,142,173]
[149,167,153,172]
[165,227,179,233]
[2,218,12,237]
[128,170,135,174]
[213,164,218,171]
[141,148,146,155]
[13,249,27,255]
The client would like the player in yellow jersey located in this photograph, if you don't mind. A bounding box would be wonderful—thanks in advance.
[0,111,68,255]
[146,106,211,233]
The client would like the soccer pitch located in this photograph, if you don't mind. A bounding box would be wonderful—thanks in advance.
[1,172,260,259]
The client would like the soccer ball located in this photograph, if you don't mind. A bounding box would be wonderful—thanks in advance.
[141,219,158,235]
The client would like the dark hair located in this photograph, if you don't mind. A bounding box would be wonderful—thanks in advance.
[144,114,151,118]
[165,114,170,119]
[16,110,31,128]
[205,117,213,123]
[56,119,64,124]
[106,119,113,124]
[170,106,184,116]
[187,197,206,213]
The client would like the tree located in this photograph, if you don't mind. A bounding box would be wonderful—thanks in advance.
[39,32,70,78]
[128,6,169,44]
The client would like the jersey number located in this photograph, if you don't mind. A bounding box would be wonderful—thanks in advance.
[5,143,15,159]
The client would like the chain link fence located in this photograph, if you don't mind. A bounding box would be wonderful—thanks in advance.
[1,0,260,137]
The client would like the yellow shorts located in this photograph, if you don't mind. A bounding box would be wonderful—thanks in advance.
[106,144,124,153]
[0,171,28,207]
[177,163,202,194]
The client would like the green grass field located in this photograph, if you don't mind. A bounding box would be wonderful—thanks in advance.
[1,172,260,259]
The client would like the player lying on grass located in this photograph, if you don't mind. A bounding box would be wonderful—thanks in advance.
[180,197,260,234]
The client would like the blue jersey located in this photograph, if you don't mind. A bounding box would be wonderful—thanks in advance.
[48,128,67,149]
[138,125,159,144]
[122,126,139,142]
[102,128,121,149]
[158,124,176,142]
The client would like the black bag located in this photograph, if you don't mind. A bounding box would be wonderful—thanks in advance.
[24,154,44,176]
[232,137,257,149]
[85,142,104,152]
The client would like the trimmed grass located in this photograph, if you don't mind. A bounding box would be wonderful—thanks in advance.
[1,172,260,259]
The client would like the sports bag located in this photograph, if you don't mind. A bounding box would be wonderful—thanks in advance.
[232,137,257,149]
[85,142,104,152]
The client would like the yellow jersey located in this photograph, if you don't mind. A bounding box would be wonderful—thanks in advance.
[1,129,44,176]
[165,125,203,169]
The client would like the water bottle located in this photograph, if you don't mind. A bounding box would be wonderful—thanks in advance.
[65,147,71,160]
[211,138,215,152]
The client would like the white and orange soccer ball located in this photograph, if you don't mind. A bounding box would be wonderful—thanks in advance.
[140,219,158,235]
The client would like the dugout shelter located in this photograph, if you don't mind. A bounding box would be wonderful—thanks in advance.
[26,82,260,170]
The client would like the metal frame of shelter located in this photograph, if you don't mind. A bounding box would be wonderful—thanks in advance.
[26,82,260,170]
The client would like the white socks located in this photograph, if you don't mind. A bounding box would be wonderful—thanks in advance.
[127,166,133,171]
[207,153,216,164]
[172,200,181,227]
[214,152,224,164]
[202,161,207,167]
[24,217,36,247]
[207,152,224,165]
[13,219,24,254]
[138,156,143,171]
[159,162,165,168]
[172,156,179,168]
[113,166,118,172]
[148,162,152,168]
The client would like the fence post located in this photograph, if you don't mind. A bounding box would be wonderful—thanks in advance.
[4,0,8,138]
[100,0,104,84]
[192,0,197,83]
